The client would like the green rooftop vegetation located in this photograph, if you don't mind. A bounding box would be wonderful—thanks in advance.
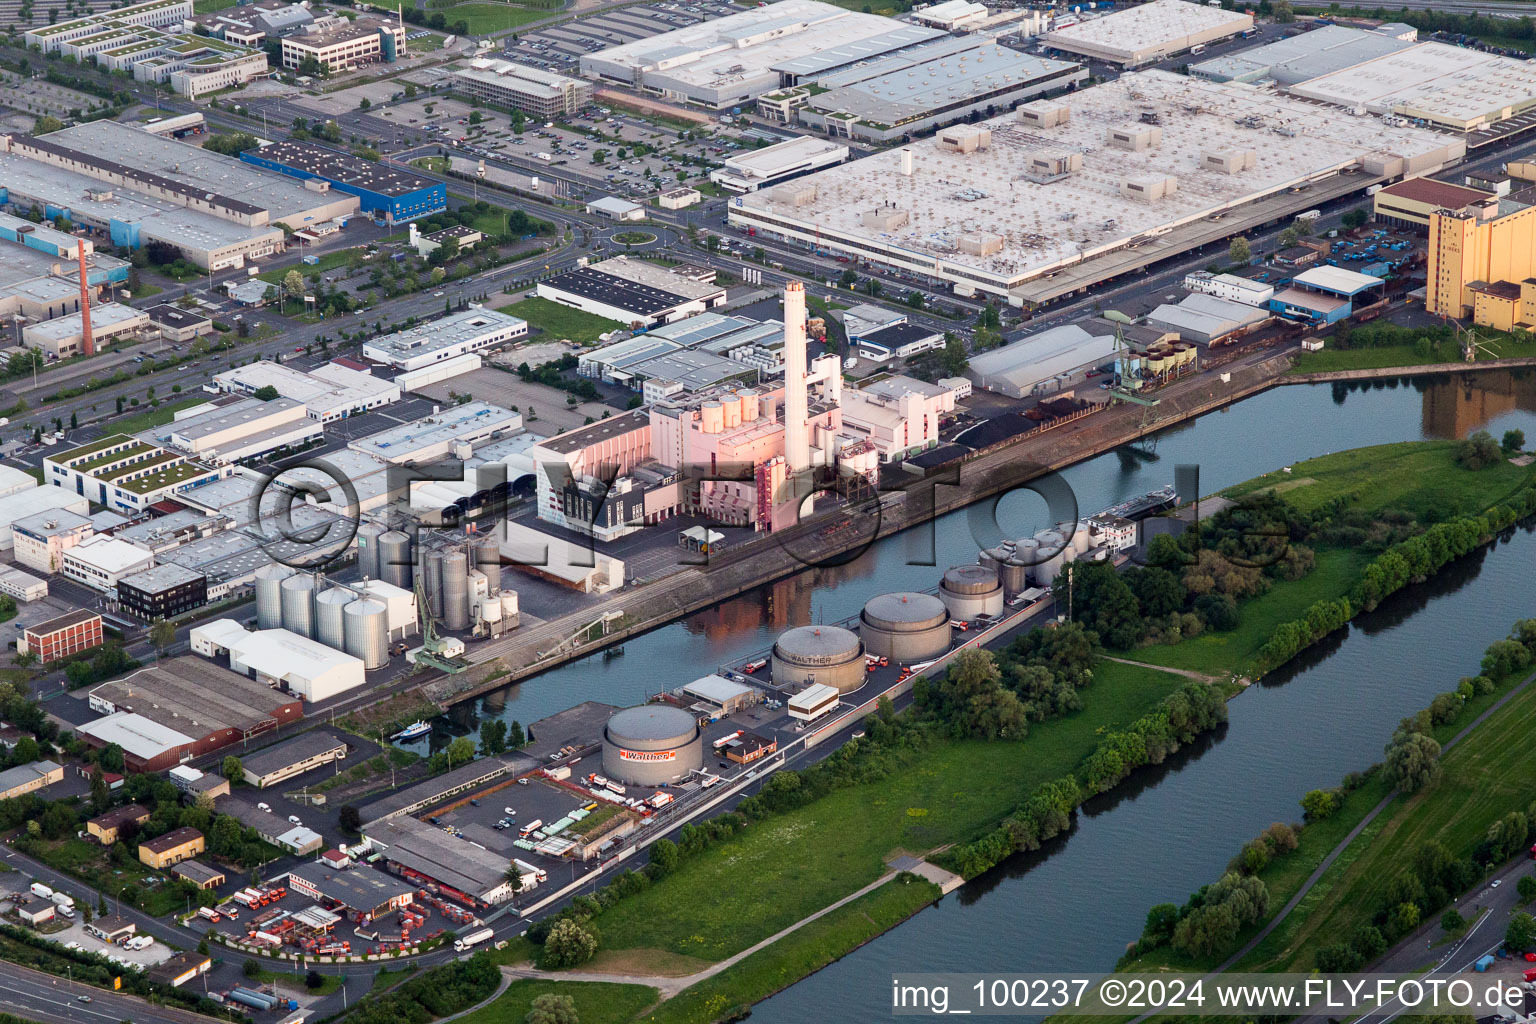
[114,460,213,495]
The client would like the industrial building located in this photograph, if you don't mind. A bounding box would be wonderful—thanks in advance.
[191,0,315,44]
[148,950,214,988]
[0,567,47,604]
[729,71,1462,305]
[860,591,951,662]
[213,360,400,421]
[500,519,627,592]
[0,487,90,553]
[170,861,225,890]
[680,674,760,715]
[965,318,1129,397]
[1427,191,1536,324]
[156,396,323,465]
[450,59,594,118]
[1268,265,1384,326]
[362,309,528,371]
[709,137,849,193]
[287,862,415,920]
[585,196,646,222]
[144,304,214,343]
[1146,292,1270,344]
[787,683,840,723]
[536,257,728,327]
[280,14,404,73]
[1191,23,1416,85]
[839,375,955,462]
[792,39,1086,144]
[61,535,155,591]
[365,815,520,905]
[347,400,523,465]
[580,0,937,109]
[11,508,94,574]
[190,619,368,701]
[46,434,224,513]
[83,658,302,770]
[1373,177,1494,229]
[240,142,445,225]
[22,303,148,358]
[1182,271,1276,307]
[771,624,865,693]
[240,731,348,788]
[17,610,102,663]
[601,704,703,785]
[0,760,62,801]
[358,756,521,824]
[116,563,208,621]
[1042,0,1251,66]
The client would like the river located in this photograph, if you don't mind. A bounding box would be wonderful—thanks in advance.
[436,369,1536,1017]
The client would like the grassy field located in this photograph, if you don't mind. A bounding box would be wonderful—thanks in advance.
[25,838,185,916]
[497,296,622,345]
[1223,441,1534,523]
[1238,668,1536,972]
[105,396,209,435]
[457,979,657,1024]
[257,248,362,284]
[192,0,236,11]
[1292,332,1532,373]
[430,3,550,33]
[367,965,418,994]
[595,658,1188,962]
[1121,546,1370,677]
[639,877,942,1024]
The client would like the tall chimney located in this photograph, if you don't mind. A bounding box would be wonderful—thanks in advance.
[782,281,809,473]
[76,240,93,358]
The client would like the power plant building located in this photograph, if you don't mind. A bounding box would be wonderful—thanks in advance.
[601,704,703,786]
[729,70,1462,306]
[859,592,951,662]
[771,624,865,694]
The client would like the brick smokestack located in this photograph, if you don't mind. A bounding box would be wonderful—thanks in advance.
[76,240,93,357]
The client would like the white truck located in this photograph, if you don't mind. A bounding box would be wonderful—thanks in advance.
[50,892,74,910]
[454,927,494,952]
[29,882,52,900]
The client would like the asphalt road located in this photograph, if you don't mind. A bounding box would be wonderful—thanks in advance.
[0,957,221,1024]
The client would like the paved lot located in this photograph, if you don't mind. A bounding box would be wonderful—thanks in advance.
[413,367,612,434]
[0,902,176,970]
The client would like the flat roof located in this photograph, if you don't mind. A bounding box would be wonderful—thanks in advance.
[967,321,1121,383]
[359,755,519,822]
[544,261,715,318]
[363,308,526,360]
[248,141,436,198]
[771,22,941,77]
[13,508,92,539]
[1192,24,1414,84]
[144,303,212,329]
[287,861,415,910]
[1376,176,1492,208]
[24,303,145,342]
[118,562,205,594]
[90,656,296,736]
[631,349,753,390]
[367,815,518,897]
[1291,264,1383,296]
[241,730,347,778]
[683,673,755,704]
[1043,0,1251,62]
[536,408,650,456]
[348,401,522,460]
[26,608,100,635]
[231,628,364,681]
[733,70,1460,293]
[588,196,644,216]
[721,136,848,181]
[67,536,153,574]
[167,396,303,443]
[455,58,589,99]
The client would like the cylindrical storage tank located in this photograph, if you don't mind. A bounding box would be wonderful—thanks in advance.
[739,388,760,422]
[602,705,703,786]
[859,592,950,663]
[379,530,413,589]
[423,549,444,618]
[700,401,723,434]
[280,573,317,639]
[998,557,1031,597]
[356,521,385,580]
[441,549,469,631]
[771,624,865,694]
[501,591,519,617]
[1013,537,1041,566]
[343,598,388,670]
[473,535,501,595]
[1069,525,1091,556]
[939,565,1004,620]
[979,546,1007,574]
[254,564,293,630]
[315,588,351,650]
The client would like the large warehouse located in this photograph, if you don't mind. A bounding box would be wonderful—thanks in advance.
[729,70,1463,305]
[365,815,519,906]
[601,704,702,786]
[362,309,528,371]
[1191,24,1416,85]
[1041,0,1252,67]
[966,319,1124,397]
[537,257,727,326]
[580,0,938,109]
[240,142,445,225]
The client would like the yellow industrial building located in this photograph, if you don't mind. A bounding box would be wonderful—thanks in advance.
[1427,200,1536,328]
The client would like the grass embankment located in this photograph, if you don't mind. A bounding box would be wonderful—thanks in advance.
[498,296,623,345]
[457,979,657,1024]
[595,658,1185,964]
[257,248,363,284]
[427,2,549,32]
[110,396,211,435]
[1291,330,1529,374]
[1123,441,1533,679]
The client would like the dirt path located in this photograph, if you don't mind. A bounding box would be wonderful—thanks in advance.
[503,870,899,998]
[1101,655,1222,683]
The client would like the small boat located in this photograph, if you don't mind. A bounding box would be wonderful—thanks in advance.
[393,721,431,741]
[603,646,626,660]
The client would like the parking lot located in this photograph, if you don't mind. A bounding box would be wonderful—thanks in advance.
[412,365,613,434]
[0,899,175,971]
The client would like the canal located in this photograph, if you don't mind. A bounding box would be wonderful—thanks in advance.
[427,370,1536,1016]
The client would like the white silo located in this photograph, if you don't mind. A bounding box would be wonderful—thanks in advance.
[343,598,389,669]
[280,573,317,638]
[1034,529,1068,587]
[501,591,520,628]
[254,564,293,630]
[356,521,385,579]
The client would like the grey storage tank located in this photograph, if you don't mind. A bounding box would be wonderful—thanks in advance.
[421,548,444,618]
[771,624,865,694]
[601,704,703,786]
[315,587,352,650]
[356,521,385,580]
[441,548,469,631]
[473,535,501,596]
[254,564,293,630]
[279,573,317,639]
[860,592,951,662]
[1034,529,1069,587]
[939,565,1004,620]
[343,598,389,670]
[379,530,413,589]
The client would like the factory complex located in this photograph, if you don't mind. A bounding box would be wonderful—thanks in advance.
[730,70,1461,304]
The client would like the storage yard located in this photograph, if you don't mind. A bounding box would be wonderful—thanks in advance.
[730,70,1461,304]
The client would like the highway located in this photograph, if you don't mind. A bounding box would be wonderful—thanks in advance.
[0,957,222,1024]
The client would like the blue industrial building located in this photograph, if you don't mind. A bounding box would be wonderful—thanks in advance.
[239,141,445,225]
[1268,265,1384,326]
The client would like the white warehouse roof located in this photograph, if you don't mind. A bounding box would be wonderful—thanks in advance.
[78,711,194,761]
[965,323,1119,394]
[228,628,366,701]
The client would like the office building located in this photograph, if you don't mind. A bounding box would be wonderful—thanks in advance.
[0,488,91,553]
[144,303,214,343]
[117,563,208,620]
[709,137,848,193]
[60,536,155,591]
[11,508,94,573]
[450,58,593,118]
[240,142,445,224]
[362,309,528,371]
[18,610,103,663]
[281,14,404,73]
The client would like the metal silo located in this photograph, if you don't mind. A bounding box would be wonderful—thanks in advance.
[315,588,352,651]
[501,590,520,628]
[472,535,501,595]
[1034,529,1068,587]
[356,521,385,580]
[280,573,317,638]
[379,530,412,589]
[343,598,388,670]
[979,546,1007,574]
[441,548,469,631]
[997,557,1030,597]
[423,549,444,618]
[254,564,293,630]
